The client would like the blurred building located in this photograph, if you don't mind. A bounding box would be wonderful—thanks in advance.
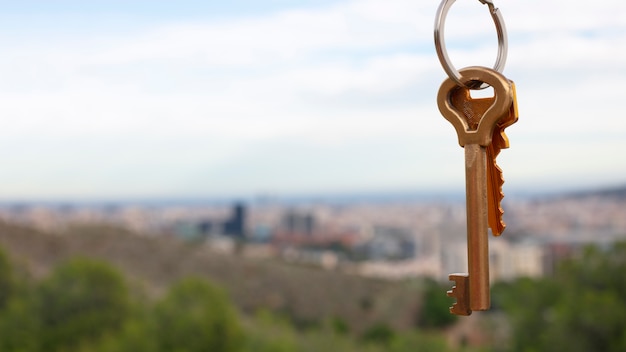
[490,238,545,281]
[281,210,316,236]
[176,203,247,241]
[353,226,416,261]
[222,203,246,238]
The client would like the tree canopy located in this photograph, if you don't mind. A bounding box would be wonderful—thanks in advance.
[494,241,626,352]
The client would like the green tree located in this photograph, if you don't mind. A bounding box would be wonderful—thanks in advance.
[492,277,562,351]
[330,316,350,335]
[361,322,395,345]
[0,246,44,352]
[37,257,130,351]
[495,241,626,352]
[389,331,451,352]
[546,243,626,352]
[153,277,243,352]
[243,310,297,352]
[0,291,41,351]
[418,278,458,328]
[0,246,14,310]
[83,316,159,352]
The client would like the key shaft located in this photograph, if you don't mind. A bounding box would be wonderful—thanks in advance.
[465,144,490,310]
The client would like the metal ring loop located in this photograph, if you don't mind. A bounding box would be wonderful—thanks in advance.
[434,0,508,89]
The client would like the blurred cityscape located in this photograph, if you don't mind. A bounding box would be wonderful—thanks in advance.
[1,185,625,283]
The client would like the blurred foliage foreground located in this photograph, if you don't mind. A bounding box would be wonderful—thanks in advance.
[0,234,625,351]
[492,241,626,352]
[0,242,457,352]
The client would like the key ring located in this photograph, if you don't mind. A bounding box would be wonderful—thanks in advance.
[434,0,508,89]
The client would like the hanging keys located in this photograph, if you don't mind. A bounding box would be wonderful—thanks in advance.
[433,0,517,316]
[437,66,515,315]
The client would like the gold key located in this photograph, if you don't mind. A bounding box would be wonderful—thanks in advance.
[437,66,514,314]
[486,82,518,236]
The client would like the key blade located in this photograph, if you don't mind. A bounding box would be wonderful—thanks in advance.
[487,142,506,236]
[486,80,519,237]
[447,273,472,316]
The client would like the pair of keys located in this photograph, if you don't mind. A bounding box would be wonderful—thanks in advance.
[437,66,519,315]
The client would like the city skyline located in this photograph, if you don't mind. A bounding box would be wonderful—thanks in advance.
[0,0,625,200]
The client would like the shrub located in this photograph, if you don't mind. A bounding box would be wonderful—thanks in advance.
[37,257,130,351]
[361,322,395,345]
[418,278,458,328]
[153,277,243,352]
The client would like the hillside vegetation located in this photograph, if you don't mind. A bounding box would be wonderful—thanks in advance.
[0,221,466,352]
[0,221,429,333]
[3,220,623,351]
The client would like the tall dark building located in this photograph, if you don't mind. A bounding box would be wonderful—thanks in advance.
[223,203,246,238]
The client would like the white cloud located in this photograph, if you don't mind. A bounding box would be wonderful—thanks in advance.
[0,0,624,198]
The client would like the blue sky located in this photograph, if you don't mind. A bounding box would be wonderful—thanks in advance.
[0,0,625,200]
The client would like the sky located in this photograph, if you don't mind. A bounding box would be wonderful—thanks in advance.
[0,0,625,201]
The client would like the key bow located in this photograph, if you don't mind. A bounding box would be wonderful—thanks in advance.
[437,66,513,147]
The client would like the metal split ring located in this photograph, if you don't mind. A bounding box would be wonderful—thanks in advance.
[434,0,508,89]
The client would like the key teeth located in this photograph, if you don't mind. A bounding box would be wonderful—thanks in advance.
[487,141,507,236]
[448,274,472,316]
[493,161,506,236]
[486,94,518,237]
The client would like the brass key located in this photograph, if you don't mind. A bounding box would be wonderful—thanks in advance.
[486,81,518,236]
[437,66,514,314]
